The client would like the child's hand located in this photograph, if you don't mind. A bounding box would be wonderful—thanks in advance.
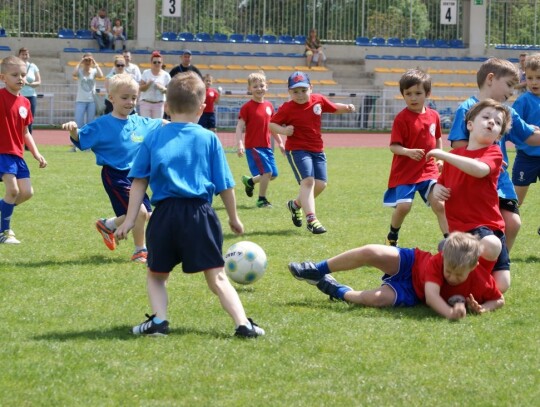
[237,145,245,157]
[229,217,244,235]
[406,148,425,161]
[61,121,78,131]
[347,104,356,113]
[35,154,47,168]
[449,302,467,320]
[278,142,286,155]
[115,222,134,241]
[282,125,294,136]
[432,184,450,201]
[426,148,442,160]
[466,294,485,314]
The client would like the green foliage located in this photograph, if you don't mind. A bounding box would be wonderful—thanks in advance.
[0,145,539,405]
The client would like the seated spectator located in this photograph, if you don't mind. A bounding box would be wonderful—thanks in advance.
[305,28,326,68]
[91,8,114,50]
[112,18,126,51]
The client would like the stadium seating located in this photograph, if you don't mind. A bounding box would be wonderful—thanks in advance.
[0,45,11,51]
[76,29,93,39]
[262,34,277,44]
[278,34,294,44]
[371,37,386,46]
[450,39,465,48]
[58,28,75,39]
[402,38,418,47]
[387,37,402,47]
[161,31,178,41]
[178,32,194,41]
[418,38,434,47]
[293,35,306,44]
[195,32,212,42]
[0,28,6,37]
[213,33,228,42]
[63,47,80,53]
[434,39,450,48]
[229,33,244,43]
[355,36,370,46]
[246,34,261,43]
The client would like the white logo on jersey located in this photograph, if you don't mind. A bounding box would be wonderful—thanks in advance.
[265,106,272,116]
[209,91,215,97]
[430,123,437,137]
[313,103,322,115]
[19,106,28,119]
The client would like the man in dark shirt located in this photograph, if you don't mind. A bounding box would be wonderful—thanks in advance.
[169,50,203,79]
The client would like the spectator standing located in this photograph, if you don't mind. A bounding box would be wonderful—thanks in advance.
[112,18,126,51]
[73,52,104,128]
[515,52,528,93]
[104,55,127,114]
[305,28,326,68]
[18,48,41,134]
[169,50,203,79]
[139,51,171,119]
[122,50,141,83]
[90,8,113,51]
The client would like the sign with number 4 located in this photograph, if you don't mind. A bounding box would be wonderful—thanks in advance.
[440,0,457,25]
[163,0,181,17]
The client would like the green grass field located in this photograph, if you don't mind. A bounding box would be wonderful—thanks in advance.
[1,145,539,406]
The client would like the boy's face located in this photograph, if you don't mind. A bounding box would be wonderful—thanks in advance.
[204,77,212,88]
[525,68,540,96]
[249,79,267,101]
[443,262,474,286]
[0,62,27,95]
[466,106,505,144]
[402,84,428,113]
[486,74,516,102]
[109,84,138,118]
[288,86,312,104]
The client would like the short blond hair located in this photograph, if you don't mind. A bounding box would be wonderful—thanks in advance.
[443,232,481,272]
[166,71,205,115]
[108,73,138,95]
[525,53,540,71]
[247,71,267,87]
[0,56,25,74]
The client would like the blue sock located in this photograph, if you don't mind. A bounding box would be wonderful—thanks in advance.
[152,316,164,324]
[0,200,15,232]
[315,260,331,276]
[336,286,352,300]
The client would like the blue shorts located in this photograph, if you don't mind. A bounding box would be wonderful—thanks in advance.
[101,166,151,217]
[512,150,540,187]
[285,150,327,184]
[383,179,436,207]
[198,112,216,130]
[468,226,510,272]
[146,198,224,273]
[381,247,421,307]
[0,154,30,179]
[246,148,278,178]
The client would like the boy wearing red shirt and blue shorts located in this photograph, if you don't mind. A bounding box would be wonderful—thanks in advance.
[198,74,220,133]
[269,71,355,234]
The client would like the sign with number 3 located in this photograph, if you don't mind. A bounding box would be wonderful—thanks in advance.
[163,0,181,17]
[440,0,457,25]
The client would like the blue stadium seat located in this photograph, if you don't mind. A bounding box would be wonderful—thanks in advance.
[381,55,396,60]
[0,28,6,37]
[449,39,464,48]
[76,29,93,39]
[213,33,228,42]
[262,34,277,44]
[235,51,252,56]
[0,45,11,51]
[403,38,418,47]
[253,52,269,57]
[229,33,245,43]
[355,36,370,46]
[178,32,194,41]
[365,54,380,59]
[269,52,285,57]
[397,55,412,60]
[131,49,151,54]
[413,55,428,60]
[434,39,450,48]
[387,37,402,47]
[293,35,306,44]
[285,52,303,57]
[370,37,386,46]
[81,47,99,53]
[195,32,212,42]
[58,28,75,39]
[428,56,443,61]
[202,50,217,56]
[418,38,434,47]
[246,34,261,43]
[63,47,80,53]
[278,34,294,44]
[218,51,234,56]
[161,31,178,41]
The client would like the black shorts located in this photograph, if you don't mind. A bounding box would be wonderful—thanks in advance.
[499,197,520,215]
[198,112,216,130]
[468,226,510,272]
[146,198,224,273]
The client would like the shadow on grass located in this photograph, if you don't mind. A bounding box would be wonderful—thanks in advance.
[284,298,434,320]
[511,255,540,263]
[224,228,298,238]
[8,254,128,268]
[33,325,231,341]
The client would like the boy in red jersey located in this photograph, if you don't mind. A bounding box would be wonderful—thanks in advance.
[427,99,512,292]
[269,71,355,234]
[384,69,448,247]
[236,71,284,208]
[0,56,47,244]
[288,231,504,320]
[198,74,220,133]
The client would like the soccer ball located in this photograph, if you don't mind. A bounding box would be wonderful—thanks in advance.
[224,241,267,285]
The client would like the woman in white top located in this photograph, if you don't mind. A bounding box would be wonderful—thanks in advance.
[18,47,41,134]
[104,55,128,114]
[139,51,171,118]
[73,52,104,127]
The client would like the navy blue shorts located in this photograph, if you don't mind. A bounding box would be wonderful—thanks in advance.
[381,247,421,307]
[146,198,225,273]
[468,226,510,272]
[285,150,327,184]
[0,154,30,179]
[101,166,151,217]
[512,150,540,187]
[198,112,216,130]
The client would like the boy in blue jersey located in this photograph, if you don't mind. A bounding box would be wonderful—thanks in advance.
[511,53,540,215]
[115,72,265,338]
[447,58,540,293]
[62,74,165,263]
